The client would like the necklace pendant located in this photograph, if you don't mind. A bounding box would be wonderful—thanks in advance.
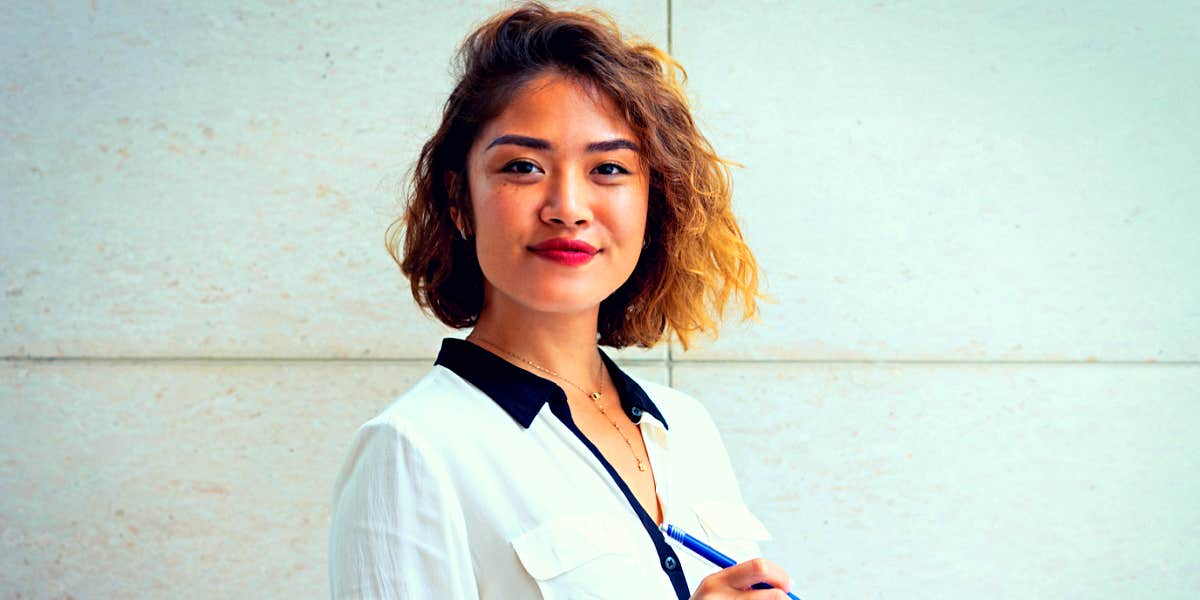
[637,460,647,472]
[590,392,601,401]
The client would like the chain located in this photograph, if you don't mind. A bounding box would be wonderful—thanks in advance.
[469,335,648,472]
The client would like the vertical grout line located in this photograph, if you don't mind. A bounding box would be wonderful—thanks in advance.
[666,0,673,54]
[667,339,674,387]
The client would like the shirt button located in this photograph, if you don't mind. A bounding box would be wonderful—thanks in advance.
[663,556,677,570]
[630,406,643,418]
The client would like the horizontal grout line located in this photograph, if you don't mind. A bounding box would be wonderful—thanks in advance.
[2,356,1195,366]
[0,356,669,364]
[3,356,440,364]
[668,357,1199,365]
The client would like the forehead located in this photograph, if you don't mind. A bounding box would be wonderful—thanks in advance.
[476,73,635,147]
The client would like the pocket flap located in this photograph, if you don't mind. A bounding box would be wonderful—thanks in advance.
[511,512,638,580]
[693,500,773,542]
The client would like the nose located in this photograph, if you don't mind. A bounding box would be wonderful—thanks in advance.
[539,169,592,227]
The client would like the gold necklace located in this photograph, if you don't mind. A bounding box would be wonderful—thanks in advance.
[469,335,649,472]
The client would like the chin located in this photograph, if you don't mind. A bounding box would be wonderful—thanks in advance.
[523,291,613,315]
[499,281,621,316]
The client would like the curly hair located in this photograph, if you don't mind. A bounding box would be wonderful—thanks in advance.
[386,1,762,349]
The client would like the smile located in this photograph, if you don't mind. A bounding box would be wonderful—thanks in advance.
[528,238,599,267]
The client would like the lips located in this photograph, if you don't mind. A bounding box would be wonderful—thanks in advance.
[528,238,598,266]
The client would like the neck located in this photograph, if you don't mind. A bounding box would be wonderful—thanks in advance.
[469,303,603,390]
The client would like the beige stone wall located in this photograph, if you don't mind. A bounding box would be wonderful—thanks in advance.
[3,1,1197,598]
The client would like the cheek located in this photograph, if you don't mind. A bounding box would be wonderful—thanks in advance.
[475,194,526,241]
[468,179,517,233]
[470,192,535,281]
[619,189,650,242]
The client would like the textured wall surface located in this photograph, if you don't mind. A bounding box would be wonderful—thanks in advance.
[2,1,1198,598]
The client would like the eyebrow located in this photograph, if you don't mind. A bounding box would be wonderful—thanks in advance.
[485,134,640,154]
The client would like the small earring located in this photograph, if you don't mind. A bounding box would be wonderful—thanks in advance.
[642,235,650,250]
[458,228,467,240]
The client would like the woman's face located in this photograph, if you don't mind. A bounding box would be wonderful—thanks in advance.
[462,72,650,319]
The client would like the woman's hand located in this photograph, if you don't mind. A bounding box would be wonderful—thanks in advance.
[689,557,794,599]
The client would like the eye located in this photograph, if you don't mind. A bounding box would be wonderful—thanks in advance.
[593,163,630,176]
[501,160,541,175]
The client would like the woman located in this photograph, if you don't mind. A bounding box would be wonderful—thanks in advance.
[330,3,794,598]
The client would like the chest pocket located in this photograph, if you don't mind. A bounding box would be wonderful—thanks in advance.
[692,500,773,563]
[511,512,647,599]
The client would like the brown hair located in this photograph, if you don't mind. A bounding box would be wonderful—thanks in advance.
[386,1,762,349]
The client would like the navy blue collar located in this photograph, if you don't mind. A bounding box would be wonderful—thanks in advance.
[435,338,669,430]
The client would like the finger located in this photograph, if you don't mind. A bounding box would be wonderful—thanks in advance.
[741,590,790,600]
[724,558,792,592]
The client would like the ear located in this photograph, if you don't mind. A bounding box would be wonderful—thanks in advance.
[443,171,458,200]
[444,171,470,236]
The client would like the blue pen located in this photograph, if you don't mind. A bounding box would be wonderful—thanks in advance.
[660,523,801,600]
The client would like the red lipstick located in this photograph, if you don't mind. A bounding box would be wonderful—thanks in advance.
[528,238,598,267]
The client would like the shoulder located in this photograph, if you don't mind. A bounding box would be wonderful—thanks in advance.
[367,365,501,436]
[333,365,509,496]
[340,365,513,473]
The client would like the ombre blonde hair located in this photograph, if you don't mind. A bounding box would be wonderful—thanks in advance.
[386,1,762,349]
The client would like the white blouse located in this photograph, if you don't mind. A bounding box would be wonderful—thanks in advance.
[329,339,771,599]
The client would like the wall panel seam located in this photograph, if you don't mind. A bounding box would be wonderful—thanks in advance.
[666,0,672,54]
[3,357,1195,366]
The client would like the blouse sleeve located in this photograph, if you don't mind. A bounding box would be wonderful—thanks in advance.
[329,421,479,599]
